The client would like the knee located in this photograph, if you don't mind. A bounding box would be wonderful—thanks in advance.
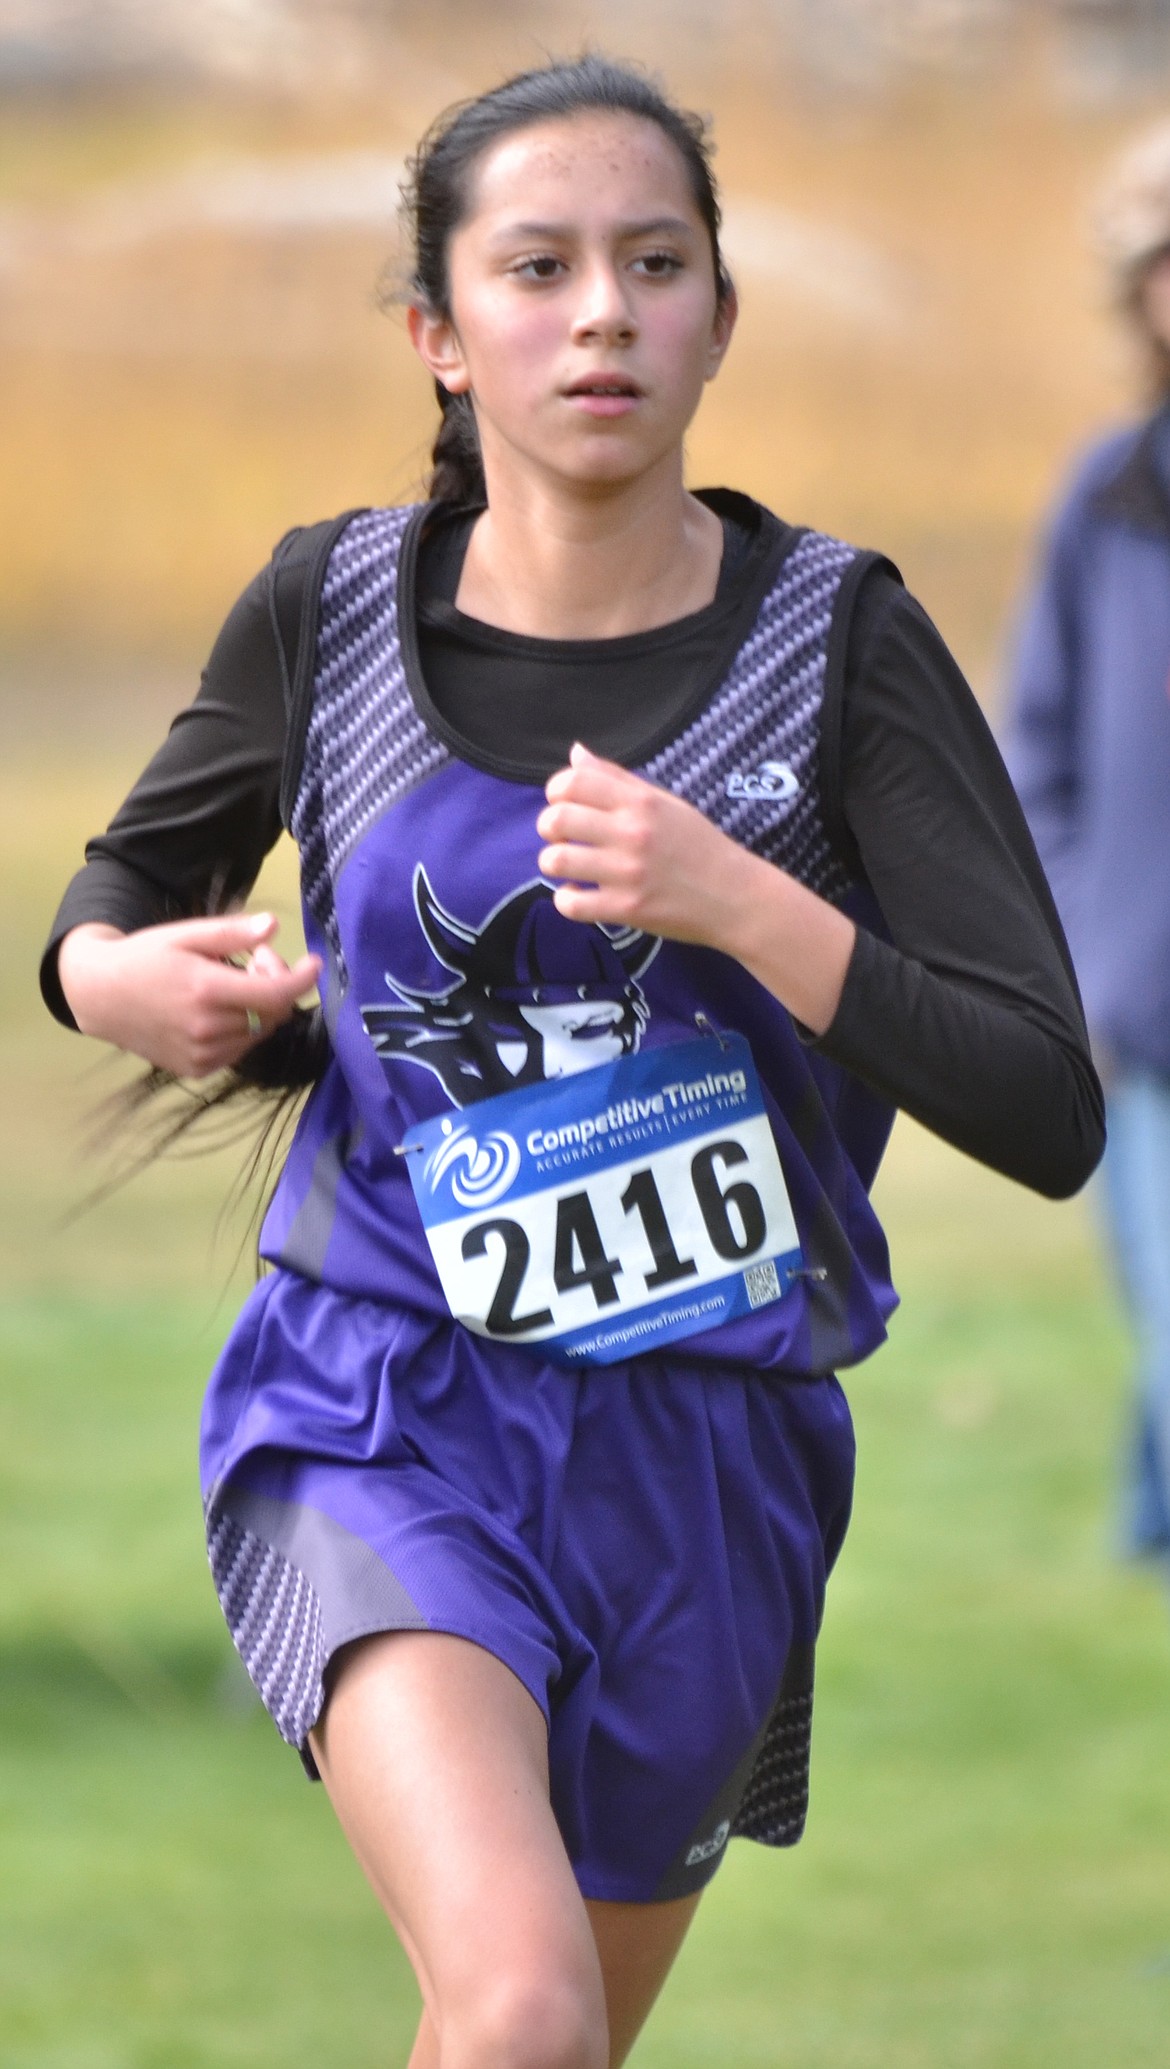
[451,1970,608,2069]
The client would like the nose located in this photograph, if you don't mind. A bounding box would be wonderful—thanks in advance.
[570,257,637,347]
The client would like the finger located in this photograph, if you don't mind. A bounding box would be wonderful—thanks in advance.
[278,953,323,998]
[194,990,299,1056]
[568,741,618,772]
[192,1034,267,1078]
[544,757,634,809]
[567,741,652,795]
[539,841,629,885]
[189,955,321,1016]
[164,1016,265,1077]
[165,911,279,959]
[243,944,322,996]
[550,882,631,925]
[534,800,616,847]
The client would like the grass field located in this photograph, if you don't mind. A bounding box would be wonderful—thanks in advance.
[5,24,1170,2062]
[4,743,1170,2066]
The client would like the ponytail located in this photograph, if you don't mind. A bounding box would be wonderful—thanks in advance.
[429,383,486,507]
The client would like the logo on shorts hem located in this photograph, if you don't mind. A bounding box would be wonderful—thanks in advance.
[684,1818,731,1868]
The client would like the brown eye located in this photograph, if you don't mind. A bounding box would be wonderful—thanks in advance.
[513,255,565,282]
[632,251,684,279]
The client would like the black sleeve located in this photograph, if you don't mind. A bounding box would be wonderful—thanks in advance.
[815,571,1105,1198]
[39,567,288,1026]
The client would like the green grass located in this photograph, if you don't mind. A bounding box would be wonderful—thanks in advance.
[6,746,1170,2063]
[4,1171,1169,2064]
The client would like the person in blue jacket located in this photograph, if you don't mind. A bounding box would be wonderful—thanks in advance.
[1006,119,1170,1583]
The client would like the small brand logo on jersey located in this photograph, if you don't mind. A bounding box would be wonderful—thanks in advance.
[725,761,800,803]
[425,1119,521,1208]
[684,1818,731,1868]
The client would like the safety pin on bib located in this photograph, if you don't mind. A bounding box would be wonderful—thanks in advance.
[693,1011,733,1051]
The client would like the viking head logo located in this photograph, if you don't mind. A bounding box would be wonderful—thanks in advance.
[361,868,660,1107]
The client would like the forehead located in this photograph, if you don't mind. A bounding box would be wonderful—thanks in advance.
[463,111,700,227]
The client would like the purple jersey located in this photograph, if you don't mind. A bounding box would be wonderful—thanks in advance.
[200,502,894,1874]
[257,507,897,1379]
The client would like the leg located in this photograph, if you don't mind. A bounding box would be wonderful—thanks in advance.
[310,1630,608,2069]
[585,1894,701,2067]
[1102,1074,1170,1561]
[403,1894,701,2069]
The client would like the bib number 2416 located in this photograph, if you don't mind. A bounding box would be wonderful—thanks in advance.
[402,1033,803,1366]
[466,1139,766,1336]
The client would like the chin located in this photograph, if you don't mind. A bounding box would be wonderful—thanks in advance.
[553,440,675,492]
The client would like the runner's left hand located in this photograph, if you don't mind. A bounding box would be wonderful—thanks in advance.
[537,744,856,1036]
[537,743,756,948]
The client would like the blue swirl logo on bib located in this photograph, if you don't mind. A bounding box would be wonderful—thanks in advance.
[425,1119,522,1209]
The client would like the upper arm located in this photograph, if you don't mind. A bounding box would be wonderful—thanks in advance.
[87,569,288,910]
[841,577,1081,1011]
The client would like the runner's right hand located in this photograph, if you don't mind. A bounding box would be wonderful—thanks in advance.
[56,913,322,1078]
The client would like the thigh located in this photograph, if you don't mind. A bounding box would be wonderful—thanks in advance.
[311,1630,607,2064]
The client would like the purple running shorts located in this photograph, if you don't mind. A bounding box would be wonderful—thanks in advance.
[201,1267,854,1902]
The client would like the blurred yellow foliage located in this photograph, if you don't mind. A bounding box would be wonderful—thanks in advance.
[0,17,1156,693]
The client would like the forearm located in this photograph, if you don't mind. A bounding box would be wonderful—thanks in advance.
[697,843,857,1037]
[819,924,1102,1197]
[56,923,130,1040]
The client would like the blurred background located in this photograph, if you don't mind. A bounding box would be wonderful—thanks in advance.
[3,3,1170,2064]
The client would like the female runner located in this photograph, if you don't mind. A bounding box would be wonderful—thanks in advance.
[42,56,1103,2069]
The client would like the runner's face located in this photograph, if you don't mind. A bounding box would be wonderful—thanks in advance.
[413,112,735,492]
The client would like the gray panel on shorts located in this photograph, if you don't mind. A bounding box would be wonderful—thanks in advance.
[207,1486,428,1763]
[652,1640,816,1898]
[731,1640,816,1846]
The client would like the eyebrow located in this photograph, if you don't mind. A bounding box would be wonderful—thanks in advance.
[486,215,699,245]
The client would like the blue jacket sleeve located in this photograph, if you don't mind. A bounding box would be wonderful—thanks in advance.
[1003,469,1093,943]
[1004,427,1139,941]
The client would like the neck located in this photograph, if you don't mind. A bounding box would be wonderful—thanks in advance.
[454,456,723,638]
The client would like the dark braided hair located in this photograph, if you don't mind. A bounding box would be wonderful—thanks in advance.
[400,54,733,507]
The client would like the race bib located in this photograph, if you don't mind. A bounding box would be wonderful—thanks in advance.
[401,1032,802,1365]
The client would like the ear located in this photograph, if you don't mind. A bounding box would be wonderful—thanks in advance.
[705,277,739,382]
[407,302,472,396]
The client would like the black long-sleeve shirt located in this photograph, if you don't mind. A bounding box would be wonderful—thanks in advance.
[41,497,1104,1199]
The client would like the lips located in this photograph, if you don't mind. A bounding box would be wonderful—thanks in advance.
[563,375,643,398]
[562,374,643,418]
